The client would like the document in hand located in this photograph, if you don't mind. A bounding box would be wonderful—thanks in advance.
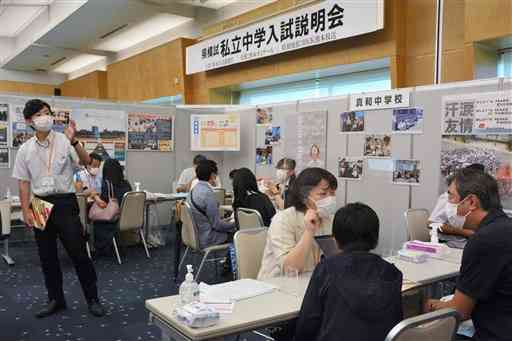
[31,197,54,230]
[199,279,276,303]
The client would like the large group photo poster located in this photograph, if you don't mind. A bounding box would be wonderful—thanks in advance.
[128,113,174,152]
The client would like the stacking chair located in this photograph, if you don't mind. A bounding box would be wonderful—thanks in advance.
[213,188,226,205]
[385,308,460,341]
[114,191,149,264]
[0,199,14,265]
[233,227,267,279]
[178,201,230,282]
[76,194,92,259]
[236,208,264,230]
[404,208,430,242]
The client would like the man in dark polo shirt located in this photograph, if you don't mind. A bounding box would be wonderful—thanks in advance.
[425,168,512,341]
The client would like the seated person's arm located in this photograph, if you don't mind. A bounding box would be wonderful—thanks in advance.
[425,289,475,320]
[206,191,235,232]
[75,180,84,192]
[440,224,475,238]
[283,209,322,272]
[176,185,187,193]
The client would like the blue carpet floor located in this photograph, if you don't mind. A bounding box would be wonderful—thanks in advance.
[0,238,260,341]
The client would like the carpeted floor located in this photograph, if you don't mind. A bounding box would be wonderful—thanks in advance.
[0,235,260,341]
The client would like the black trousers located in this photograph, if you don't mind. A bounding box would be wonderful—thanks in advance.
[33,193,98,304]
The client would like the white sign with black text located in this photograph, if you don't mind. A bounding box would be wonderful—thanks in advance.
[349,89,411,111]
[186,0,384,74]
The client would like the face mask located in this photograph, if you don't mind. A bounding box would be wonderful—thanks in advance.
[87,167,99,176]
[32,115,54,132]
[445,198,471,228]
[315,196,337,219]
[276,169,288,183]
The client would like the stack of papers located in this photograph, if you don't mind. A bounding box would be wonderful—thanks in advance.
[199,279,276,303]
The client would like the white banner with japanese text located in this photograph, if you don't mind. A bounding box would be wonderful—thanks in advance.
[349,89,410,111]
[186,0,384,74]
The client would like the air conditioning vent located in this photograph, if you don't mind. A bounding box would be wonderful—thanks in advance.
[50,57,67,66]
[100,24,128,39]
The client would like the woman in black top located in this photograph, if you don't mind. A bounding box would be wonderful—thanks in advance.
[295,203,403,341]
[232,168,276,227]
[92,159,132,254]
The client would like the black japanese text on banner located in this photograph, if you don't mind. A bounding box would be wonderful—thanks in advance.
[186,0,384,75]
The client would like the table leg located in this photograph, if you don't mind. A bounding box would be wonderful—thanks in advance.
[174,220,182,280]
[1,239,14,265]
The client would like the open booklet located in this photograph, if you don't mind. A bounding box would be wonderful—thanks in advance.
[30,197,54,230]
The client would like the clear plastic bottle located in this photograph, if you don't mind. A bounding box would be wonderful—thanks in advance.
[179,264,199,306]
[5,187,10,199]
[430,224,439,244]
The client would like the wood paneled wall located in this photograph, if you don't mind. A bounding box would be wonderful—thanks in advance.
[0,80,55,96]
[60,71,107,99]
[107,38,191,102]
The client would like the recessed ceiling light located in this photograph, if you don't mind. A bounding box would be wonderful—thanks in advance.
[52,54,105,74]
[93,13,192,52]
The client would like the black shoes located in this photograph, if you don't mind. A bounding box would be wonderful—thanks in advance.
[35,300,67,318]
[88,299,106,317]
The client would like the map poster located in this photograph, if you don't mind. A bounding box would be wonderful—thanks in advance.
[73,109,127,165]
[190,114,240,151]
[128,113,174,152]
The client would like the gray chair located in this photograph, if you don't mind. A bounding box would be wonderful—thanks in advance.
[76,194,92,259]
[0,199,14,265]
[385,308,460,341]
[178,201,230,282]
[114,191,149,264]
[404,208,430,242]
[234,227,267,279]
[213,188,226,205]
[236,208,264,230]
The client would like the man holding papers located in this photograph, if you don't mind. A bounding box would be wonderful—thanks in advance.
[12,99,105,318]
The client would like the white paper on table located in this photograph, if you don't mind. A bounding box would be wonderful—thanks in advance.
[199,279,276,303]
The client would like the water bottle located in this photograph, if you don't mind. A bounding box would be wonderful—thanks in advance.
[134,182,141,191]
[5,187,10,199]
[179,265,199,306]
[430,224,439,244]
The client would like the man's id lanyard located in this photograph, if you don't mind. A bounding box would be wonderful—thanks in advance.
[36,137,56,176]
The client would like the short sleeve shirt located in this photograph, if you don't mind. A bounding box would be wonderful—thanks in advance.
[257,207,332,279]
[177,167,196,187]
[456,209,512,341]
[12,131,77,196]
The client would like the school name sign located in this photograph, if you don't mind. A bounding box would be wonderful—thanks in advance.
[186,0,384,75]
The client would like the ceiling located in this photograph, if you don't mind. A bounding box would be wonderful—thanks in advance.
[0,0,261,76]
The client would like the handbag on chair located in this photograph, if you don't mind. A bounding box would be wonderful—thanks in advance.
[88,181,120,222]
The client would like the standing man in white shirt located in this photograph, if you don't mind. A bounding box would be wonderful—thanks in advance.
[12,99,105,318]
[176,154,207,193]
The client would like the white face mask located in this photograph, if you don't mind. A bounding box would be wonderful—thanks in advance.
[276,169,289,183]
[32,115,54,132]
[445,198,470,228]
[87,167,99,176]
[315,196,337,219]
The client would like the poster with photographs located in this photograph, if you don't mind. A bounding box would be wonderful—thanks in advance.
[285,111,327,172]
[256,107,273,125]
[338,157,364,180]
[128,113,174,151]
[11,105,33,148]
[0,148,9,168]
[441,135,512,210]
[442,91,512,135]
[0,103,8,147]
[53,108,71,134]
[256,146,273,165]
[392,108,424,134]
[393,160,421,185]
[364,134,392,158]
[340,111,365,133]
[73,109,127,165]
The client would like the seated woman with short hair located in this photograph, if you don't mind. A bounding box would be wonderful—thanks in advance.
[257,167,338,279]
[294,203,403,341]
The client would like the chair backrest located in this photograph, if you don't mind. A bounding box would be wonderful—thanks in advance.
[0,199,11,235]
[212,188,226,205]
[236,208,264,230]
[234,227,267,279]
[119,191,146,231]
[385,308,460,341]
[180,201,201,250]
[76,194,88,229]
[404,208,430,242]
